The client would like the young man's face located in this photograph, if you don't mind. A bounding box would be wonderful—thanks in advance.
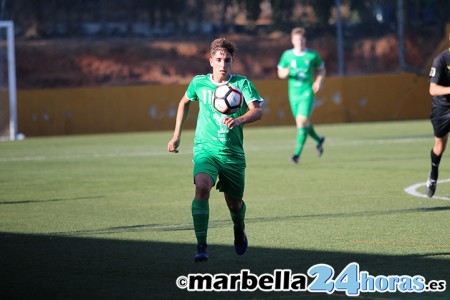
[291,34,306,50]
[210,50,233,82]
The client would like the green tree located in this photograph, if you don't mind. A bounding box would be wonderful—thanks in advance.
[244,0,262,22]
[308,0,334,26]
[270,0,295,31]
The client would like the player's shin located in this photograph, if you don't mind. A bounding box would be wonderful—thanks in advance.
[230,200,246,230]
[192,200,209,245]
[295,127,308,156]
[430,149,442,180]
[308,124,320,142]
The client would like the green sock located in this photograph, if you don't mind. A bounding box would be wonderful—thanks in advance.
[295,127,308,156]
[230,201,246,230]
[191,200,209,245]
[308,124,320,143]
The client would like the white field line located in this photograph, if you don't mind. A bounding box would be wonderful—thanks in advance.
[0,150,184,162]
[404,178,450,201]
[0,136,429,162]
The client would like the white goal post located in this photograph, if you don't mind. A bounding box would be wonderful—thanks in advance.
[0,21,17,141]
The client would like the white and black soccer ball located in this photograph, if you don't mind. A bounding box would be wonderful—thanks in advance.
[213,84,243,115]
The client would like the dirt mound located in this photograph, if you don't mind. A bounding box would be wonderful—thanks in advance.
[15,33,432,89]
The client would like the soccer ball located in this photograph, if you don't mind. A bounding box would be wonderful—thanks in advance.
[213,84,243,115]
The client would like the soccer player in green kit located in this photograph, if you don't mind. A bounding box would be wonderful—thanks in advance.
[167,37,263,262]
[278,27,326,164]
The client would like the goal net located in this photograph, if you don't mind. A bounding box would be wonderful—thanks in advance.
[0,21,17,141]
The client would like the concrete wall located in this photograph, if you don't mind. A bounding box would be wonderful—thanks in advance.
[18,72,431,137]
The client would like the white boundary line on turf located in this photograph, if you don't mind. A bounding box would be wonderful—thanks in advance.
[404,178,450,201]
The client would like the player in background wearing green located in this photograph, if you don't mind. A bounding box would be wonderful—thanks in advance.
[426,33,450,197]
[277,27,326,164]
[167,37,263,262]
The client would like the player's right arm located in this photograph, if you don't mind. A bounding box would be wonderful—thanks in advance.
[168,95,191,153]
[429,83,450,96]
[277,66,290,79]
[429,55,450,96]
[277,51,290,79]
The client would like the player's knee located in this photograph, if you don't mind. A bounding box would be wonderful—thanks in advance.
[296,117,309,127]
[195,181,212,199]
[225,195,243,212]
[227,202,241,212]
[434,141,447,155]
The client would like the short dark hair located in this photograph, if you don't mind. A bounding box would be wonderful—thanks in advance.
[210,37,237,58]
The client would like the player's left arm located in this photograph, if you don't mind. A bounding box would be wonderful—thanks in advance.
[224,100,262,129]
[312,65,326,94]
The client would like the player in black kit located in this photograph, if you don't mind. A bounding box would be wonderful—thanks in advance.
[426,33,450,197]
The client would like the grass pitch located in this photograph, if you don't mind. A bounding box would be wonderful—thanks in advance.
[0,120,449,299]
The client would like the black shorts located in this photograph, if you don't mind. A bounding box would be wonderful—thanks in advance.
[430,105,450,138]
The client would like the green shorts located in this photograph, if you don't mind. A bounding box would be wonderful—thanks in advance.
[193,150,246,199]
[289,89,314,118]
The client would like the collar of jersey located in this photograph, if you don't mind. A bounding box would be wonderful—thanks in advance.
[210,74,233,85]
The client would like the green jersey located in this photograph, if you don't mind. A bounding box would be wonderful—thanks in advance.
[186,74,263,157]
[277,49,324,96]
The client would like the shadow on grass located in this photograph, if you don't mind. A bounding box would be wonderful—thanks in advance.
[0,233,449,300]
[40,205,450,236]
[0,196,105,205]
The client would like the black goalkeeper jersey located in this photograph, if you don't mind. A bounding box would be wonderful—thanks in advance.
[429,48,450,107]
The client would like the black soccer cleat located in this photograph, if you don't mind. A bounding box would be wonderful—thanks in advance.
[194,244,208,262]
[317,136,325,157]
[290,155,299,164]
[426,178,437,198]
[234,228,248,256]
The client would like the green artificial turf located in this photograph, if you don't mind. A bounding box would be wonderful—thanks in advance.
[0,120,448,299]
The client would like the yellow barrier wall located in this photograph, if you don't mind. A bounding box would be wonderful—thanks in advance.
[17,73,430,137]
